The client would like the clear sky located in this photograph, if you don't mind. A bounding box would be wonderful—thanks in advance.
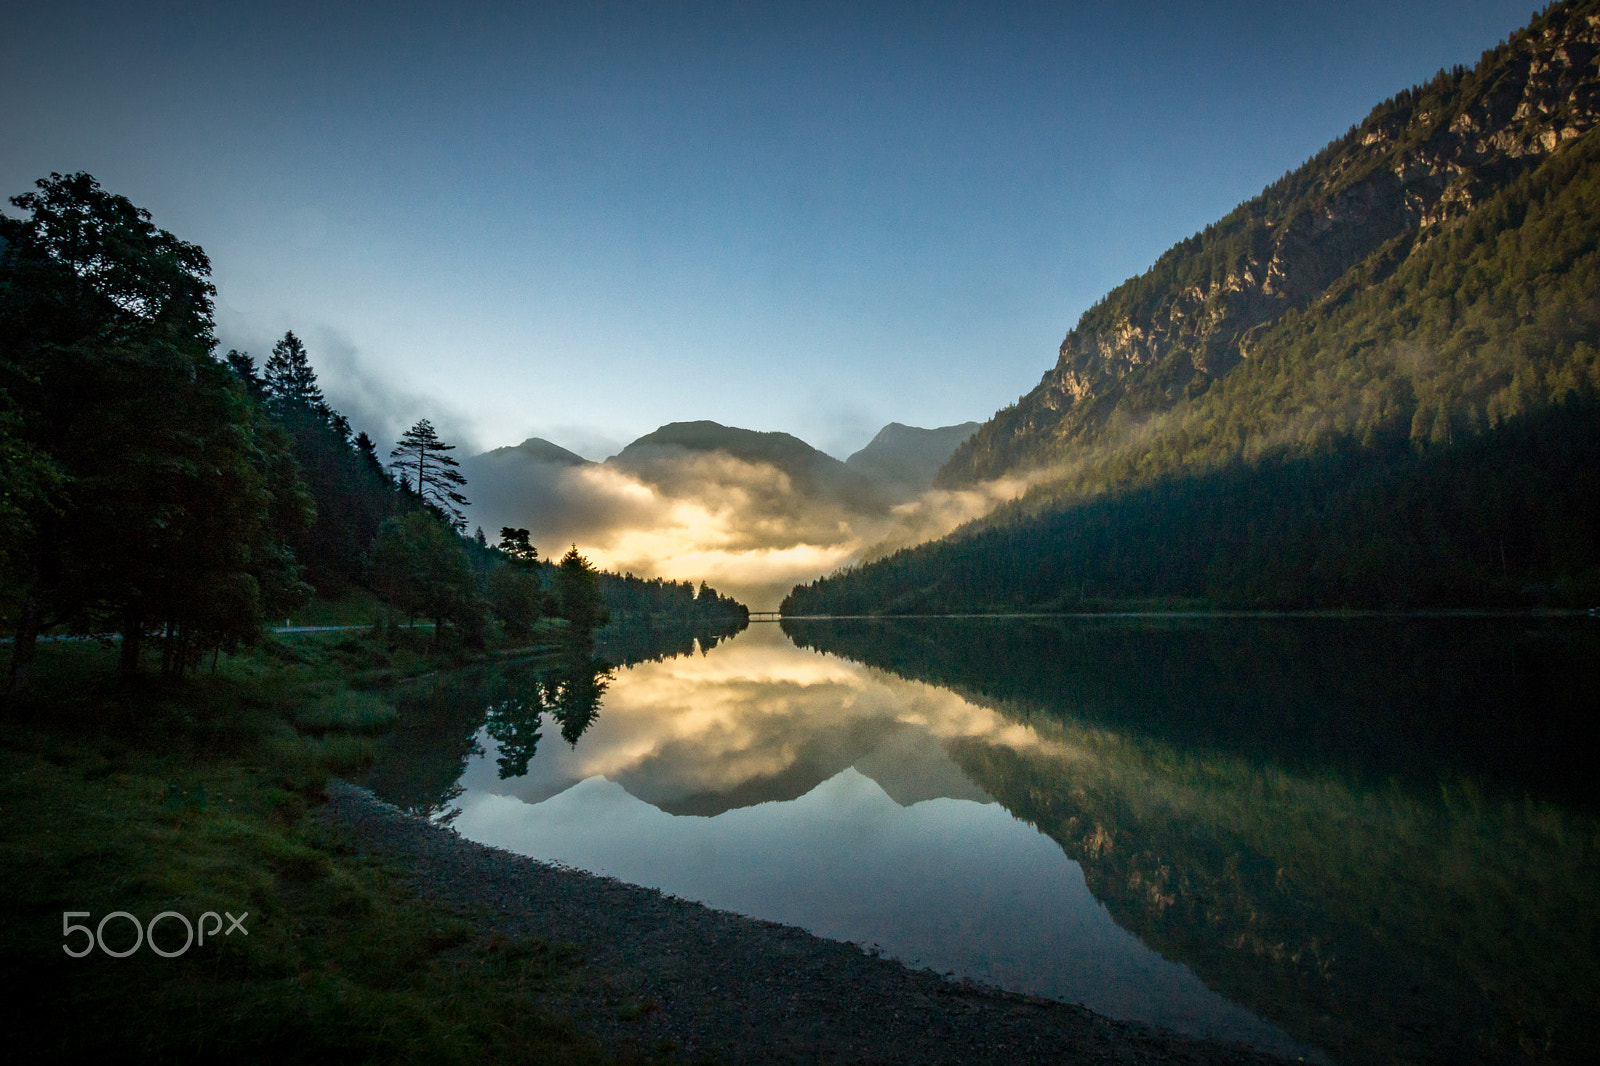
[2,0,1541,460]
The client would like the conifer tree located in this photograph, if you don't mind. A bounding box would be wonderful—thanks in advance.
[262,331,327,418]
[389,418,469,529]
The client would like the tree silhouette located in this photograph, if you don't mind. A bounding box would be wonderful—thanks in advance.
[1,172,308,686]
[497,526,539,569]
[262,331,328,418]
[389,418,469,529]
[555,545,609,636]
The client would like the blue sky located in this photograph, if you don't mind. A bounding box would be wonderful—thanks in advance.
[2,0,1541,459]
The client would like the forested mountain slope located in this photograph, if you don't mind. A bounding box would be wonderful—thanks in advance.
[940,0,1600,489]
[786,1,1600,613]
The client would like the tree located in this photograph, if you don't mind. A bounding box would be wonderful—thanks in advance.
[367,510,476,645]
[1,172,309,688]
[262,330,327,419]
[497,527,540,569]
[554,545,609,635]
[487,563,542,641]
[250,333,403,594]
[389,418,469,530]
[545,647,611,746]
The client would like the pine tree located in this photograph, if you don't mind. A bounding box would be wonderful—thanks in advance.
[389,418,469,529]
[262,331,328,418]
[497,526,540,569]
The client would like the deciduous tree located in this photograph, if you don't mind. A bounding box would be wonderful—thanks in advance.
[1,172,309,687]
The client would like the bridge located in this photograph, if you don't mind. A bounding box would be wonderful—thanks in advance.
[748,611,784,622]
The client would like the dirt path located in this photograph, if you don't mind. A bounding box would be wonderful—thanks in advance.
[320,779,1300,1065]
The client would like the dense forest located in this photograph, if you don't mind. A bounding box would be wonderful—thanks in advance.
[0,173,744,691]
[787,2,1600,615]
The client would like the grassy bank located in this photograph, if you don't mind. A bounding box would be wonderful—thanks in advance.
[0,627,633,1064]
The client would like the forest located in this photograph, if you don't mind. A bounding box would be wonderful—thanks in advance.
[0,172,744,693]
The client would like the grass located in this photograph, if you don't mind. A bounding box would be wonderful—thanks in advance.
[276,586,389,628]
[0,630,642,1064]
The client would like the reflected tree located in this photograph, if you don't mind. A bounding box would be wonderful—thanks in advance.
[555,545,610,640]
[545,644,612,748]
[480,641,614,776]
[484,680,547,779]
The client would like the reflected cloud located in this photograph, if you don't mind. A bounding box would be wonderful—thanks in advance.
[467,624,1021,815]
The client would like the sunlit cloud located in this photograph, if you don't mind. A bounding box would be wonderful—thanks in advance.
[463,440,1027,608]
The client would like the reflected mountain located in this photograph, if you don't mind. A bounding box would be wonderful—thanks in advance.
[783,614,1600,807]
[364,624,670,820]
[785,615,1600,1066]
[449,624,998,818]
[363,615,1600,1064]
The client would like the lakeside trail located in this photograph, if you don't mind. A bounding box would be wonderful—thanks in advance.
[320,780,1300,1065]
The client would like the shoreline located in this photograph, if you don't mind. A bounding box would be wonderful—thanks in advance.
[320,779,1301,1065]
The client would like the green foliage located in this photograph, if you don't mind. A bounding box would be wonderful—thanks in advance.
[262,330,328,416]
[237,334,405,596]
[786,395,1600,614]
[602,570,750,626]
[555,546,610,634]
[488,565,544,641]
[0,638,610,1064]
[0,403,63,575]
[944,0,1600,488]
[1,173,311,685]
[497,526,540,569]
[807,64,1600,615]
[367,511,479,644]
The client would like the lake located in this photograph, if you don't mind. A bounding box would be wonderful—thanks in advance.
[362,614,1600,1065]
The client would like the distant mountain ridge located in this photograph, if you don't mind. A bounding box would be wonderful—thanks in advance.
[465,418,982,538]
[609,420,885,510]
[845,422,980,499]
[475,437,592,467]
[939,0,1600,488]
[459,418,984,607]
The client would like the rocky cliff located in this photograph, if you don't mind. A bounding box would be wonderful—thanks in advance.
[939,0,1600,487]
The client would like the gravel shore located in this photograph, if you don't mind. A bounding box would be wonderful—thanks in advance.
[319,779,1299,1065]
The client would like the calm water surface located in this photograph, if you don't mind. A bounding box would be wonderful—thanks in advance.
[364,615,1600,1065]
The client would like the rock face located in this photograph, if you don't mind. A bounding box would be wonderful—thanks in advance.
[939,1,1600,487]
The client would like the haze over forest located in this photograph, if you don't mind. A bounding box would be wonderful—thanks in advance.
[6,0,1599,618]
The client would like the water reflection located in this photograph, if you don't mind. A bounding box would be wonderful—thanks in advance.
[363,616,1600,1065]
[788,616,1600,1066]
[377,623,1306,1055]
[483,647,613,776]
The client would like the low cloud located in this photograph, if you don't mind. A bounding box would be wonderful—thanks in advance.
[463,448,1024,610]
[310,330,482,453]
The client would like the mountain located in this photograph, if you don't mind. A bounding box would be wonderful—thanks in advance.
[940,0,1600,489]
[787,0,1600,614]
[460,419,984,610]
[459,436,595,543]
[609,420,887,511]
[844,422,981,500]
[475,437,592,468]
